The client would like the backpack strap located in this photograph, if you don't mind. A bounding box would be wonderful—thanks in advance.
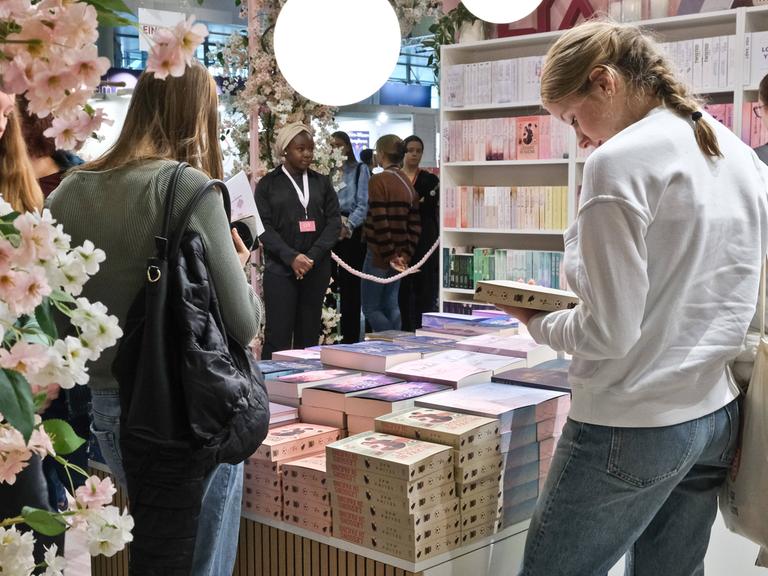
[169,179,232,258]
[156,162,190,261]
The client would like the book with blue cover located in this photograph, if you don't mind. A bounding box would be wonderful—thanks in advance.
[302,373,404,410]
[320,341,436,372]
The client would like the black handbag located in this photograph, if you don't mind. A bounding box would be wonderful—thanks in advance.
[113,162,270,465]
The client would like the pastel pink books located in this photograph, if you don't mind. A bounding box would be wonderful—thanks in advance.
[384,350,525,387]
[271,349,322,361]
[414,383,570,433]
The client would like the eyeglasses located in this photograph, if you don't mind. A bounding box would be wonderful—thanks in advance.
[754,105,766,119]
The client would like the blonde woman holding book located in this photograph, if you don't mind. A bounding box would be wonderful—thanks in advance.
[499,20,768,576]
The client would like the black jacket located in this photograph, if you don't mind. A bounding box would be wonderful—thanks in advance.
[255,166,341,275]
[413,170,440,261]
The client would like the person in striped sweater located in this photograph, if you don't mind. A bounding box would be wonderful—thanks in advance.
[361,134,421,331]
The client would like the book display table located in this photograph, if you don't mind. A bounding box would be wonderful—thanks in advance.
[89,465,529,576]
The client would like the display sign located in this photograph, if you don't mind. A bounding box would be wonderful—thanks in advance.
[137,8,187,51]
[349,131,370,160]
[379,82,431,108]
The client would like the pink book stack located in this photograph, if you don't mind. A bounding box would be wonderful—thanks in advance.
[281,454,332,535]
[375,408,503,546]
[242,423,341,520]
[414,383,570,528]
[326,433,462,562]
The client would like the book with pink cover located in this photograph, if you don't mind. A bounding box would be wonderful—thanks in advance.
[268,402,299,427]
[516,116,540,160]
[345,382,452,418]
[326,432,453,481]
[384,350,525,387]
[266,369,359,399]
[375,408,499,453]
[301,373,403,410]
[252,423,341,462]
[455,334,557,367]
[414,383,570,433]
[271,349,322,361]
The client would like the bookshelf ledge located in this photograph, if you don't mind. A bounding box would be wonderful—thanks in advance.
[445,160,569,167]
[443,100,543,112]
[241,510,530,573]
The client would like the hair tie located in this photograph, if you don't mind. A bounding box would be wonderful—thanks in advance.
[691,111,702,122]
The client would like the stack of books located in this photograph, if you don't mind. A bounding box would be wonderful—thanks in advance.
[271,348,322,361]
[492,359,571,393]
[257,359,323,379]
[300,373,403,430]
[384,349,525,388]
[455,333,557,367]
[281,454,332,535]
[319,341,438,372]
[268,402,299,428]
[419,312,519,338]
[365,330,414,342]
[265,368,359,407]
[414,384,570,527]
[344,381,452,434]
[242,423,341,519]
[374,408,503,546]
[327,432,462,562]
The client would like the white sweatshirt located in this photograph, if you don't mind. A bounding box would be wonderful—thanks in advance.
[528,107,768,427]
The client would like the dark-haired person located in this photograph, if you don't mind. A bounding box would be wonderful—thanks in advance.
[18,98,83,197]
[754,73,768,165]
[361,134,421,332]
[330,131,369,343]
[256,123,341,358]
[398,135,440,331]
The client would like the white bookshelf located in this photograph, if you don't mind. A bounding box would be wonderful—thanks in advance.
[438,6,768,312]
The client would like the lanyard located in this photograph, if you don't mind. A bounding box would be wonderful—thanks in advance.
[282,166,310,218]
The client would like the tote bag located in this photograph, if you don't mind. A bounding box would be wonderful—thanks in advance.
[719,259,768,563]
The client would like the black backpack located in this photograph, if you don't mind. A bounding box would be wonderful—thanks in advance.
[113,162,270,465]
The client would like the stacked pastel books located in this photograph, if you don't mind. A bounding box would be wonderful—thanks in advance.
[327,433,461,562]
[265,368,359,408]
[242,423,341,520]
[281,454,332,535]
[375,408,503,546]
[416,312,519,340]
[414,384,570,527]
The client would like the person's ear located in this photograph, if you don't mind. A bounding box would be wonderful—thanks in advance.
[588,66,616,97]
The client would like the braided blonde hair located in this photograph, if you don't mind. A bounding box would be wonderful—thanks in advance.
[540,19,722,158]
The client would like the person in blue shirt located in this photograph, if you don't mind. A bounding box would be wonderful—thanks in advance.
[330,131,370,342]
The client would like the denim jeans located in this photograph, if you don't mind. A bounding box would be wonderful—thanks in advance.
[519,400,739,576]
[91,390,243,576]
[361,251,401,332]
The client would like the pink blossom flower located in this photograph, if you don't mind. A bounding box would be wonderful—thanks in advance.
[0,0,32,19]
[0,238,17,274]
[0,341,50,375]
[5,16,53,60]
[173,17,208,59]
[75,476,116,510]
[6,266,52,315]
[0,426,31,485]
[0,54,33,94]
[43,116,80,150]
[52,2,99,47]
[69,47,110,89]
[28,426,55,458]
[14,212,58,264]
[146,38,187,80]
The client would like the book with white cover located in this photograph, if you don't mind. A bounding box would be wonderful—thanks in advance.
[414,383,570,433]
[455,333,557,367]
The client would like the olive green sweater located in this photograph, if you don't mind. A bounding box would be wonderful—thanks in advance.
[48,160,263,391]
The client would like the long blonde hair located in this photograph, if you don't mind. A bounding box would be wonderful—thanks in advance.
[541,19,721,158]
[84,62,223,178]
[0,102,44,213]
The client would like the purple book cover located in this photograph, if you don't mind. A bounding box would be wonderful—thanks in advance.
[278,369,353,383]
[422,313,486,329]
[258,360,323,374]
[394,335,458,348]
[350,381,451,402]
[310,374,402,394]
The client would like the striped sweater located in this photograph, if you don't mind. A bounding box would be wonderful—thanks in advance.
[363,168,421,269]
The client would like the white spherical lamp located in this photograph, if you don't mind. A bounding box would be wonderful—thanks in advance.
[462,0,544,24]
[274,0,401,106]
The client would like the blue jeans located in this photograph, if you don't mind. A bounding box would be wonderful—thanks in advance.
[91,390,243,576]
[519,399,739,576]
[361,251,401,332]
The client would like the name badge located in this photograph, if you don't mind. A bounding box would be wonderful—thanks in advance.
[299,220,317,233]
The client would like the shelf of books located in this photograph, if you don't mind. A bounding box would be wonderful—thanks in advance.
[439,5,768,314]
